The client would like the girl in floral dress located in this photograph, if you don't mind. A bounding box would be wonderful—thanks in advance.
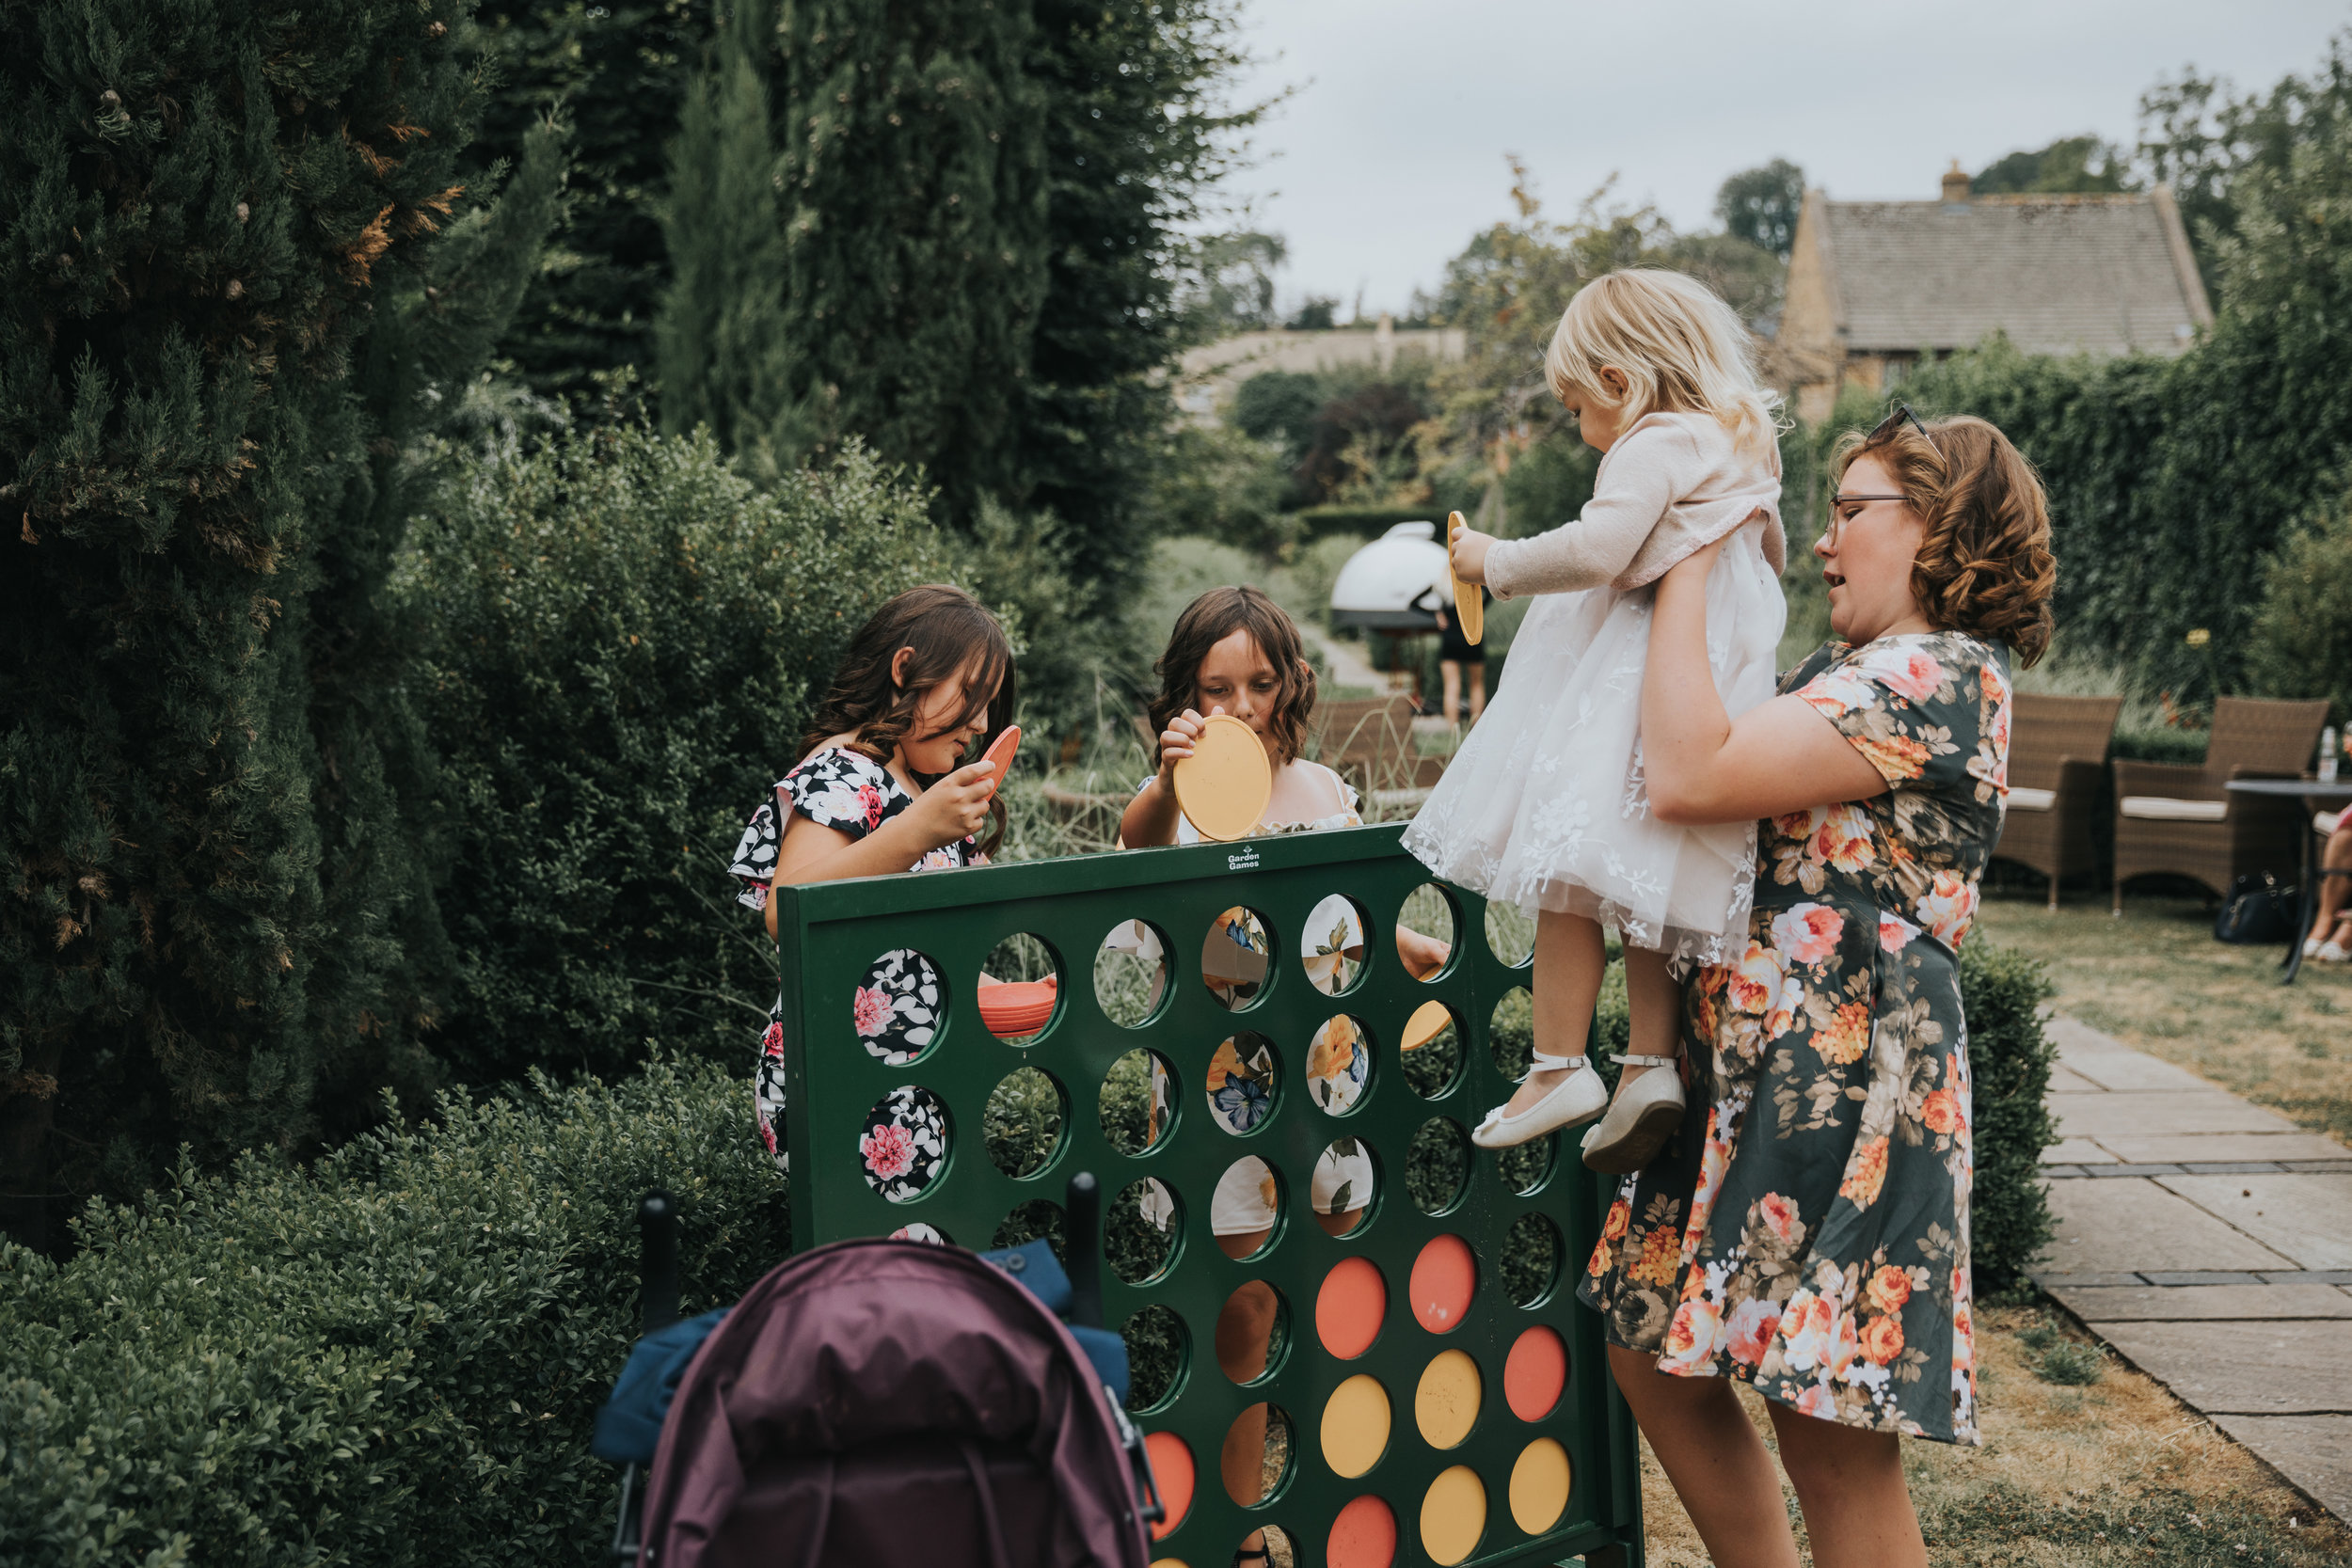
[1583,412,2056,1568]
[728,585,1015,1196]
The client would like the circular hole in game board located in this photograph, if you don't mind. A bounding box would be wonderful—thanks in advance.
[1219,1402,1294,1508]
[1311,1136,1376,1237]
[1319,1373,1391,1480]
[850,948,944,1066]
[1498,1132,1557,1198]
[1300,894,1370,996]
[1204,1032,1279,1135]
[858,1085,949,1202]
[1415,1347,1484,1449]
[1509,1437,1573,1535]
[1210,1156,1284,1260]
[1406,1116,1471,1216]
[1501,1212,1564,1307]
[978,933,1060,1044]
[1410,1233,1478,1334]
[1328,1495,1400,1568]
[1108,1177,1181,1285]
[1306,1014,1373,1115]
[1094,918,1169,1029]
[1214,1279,1290,1387]
[1121,1304,1188,1414]
[990,1198,1067,1263]
[1504,1325,1569,1422]
[983,1066,1065,1178]
[1239,1527,1298,1565]
[1144,1430,1195,1540]
[1396,882,1458,983]
[887,1221,951,1245]
[1420,1465,1488,1566]
[1487,983,1535,1088]
[1484,901,1535,968]
[1100,1048,1176,1154]
[1400,1002,1463,1101]
[1201,906,1273,1009]
[1315,1256,1388,1360]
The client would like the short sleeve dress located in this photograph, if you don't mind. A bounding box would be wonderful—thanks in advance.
[727,747,979,1184]
[1577,631,2012,1446]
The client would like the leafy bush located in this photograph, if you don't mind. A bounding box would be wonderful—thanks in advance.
[0,1058,788,1568]
[1959,940,2058,1292]
[397,426,957,1086]
[2244,499,2352,725]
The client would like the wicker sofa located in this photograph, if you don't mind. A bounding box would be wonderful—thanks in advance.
[2110,696,2330,912]
[1311,695,1445,811]
[1993,693,2122,909]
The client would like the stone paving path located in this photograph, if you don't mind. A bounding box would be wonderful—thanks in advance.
[2035,1014,2352,1522]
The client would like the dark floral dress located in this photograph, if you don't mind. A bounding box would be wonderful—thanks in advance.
[728,747,978,1192]
[1578,631,2011,1446]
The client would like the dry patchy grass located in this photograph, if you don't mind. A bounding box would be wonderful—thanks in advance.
[1633,1305,2348,1565]
[1975,891,2352,1149]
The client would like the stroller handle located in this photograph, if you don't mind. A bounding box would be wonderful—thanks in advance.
[637,1191,680,1335]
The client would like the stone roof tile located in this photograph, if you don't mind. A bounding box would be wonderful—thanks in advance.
[1823,196,2204,358]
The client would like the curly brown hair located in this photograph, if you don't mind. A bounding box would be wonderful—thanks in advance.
[1831,414,2058,666]
[799,584,1016,855]
[1147,586,1317,768]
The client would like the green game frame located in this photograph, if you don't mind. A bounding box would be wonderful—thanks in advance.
[773,822,1645,1568]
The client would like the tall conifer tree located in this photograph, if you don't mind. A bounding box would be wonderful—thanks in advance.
[657,1,814,479]
[0,1,560,1246]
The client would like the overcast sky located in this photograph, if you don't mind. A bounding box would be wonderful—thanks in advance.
[1217,0,2350,315]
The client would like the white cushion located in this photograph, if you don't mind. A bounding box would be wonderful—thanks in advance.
[2119,795,2228,823]
[2005,786,2056,812]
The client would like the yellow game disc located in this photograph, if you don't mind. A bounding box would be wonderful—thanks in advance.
[1447,510,1484,646]
[1401,999,1453,1053]
[1172,713,1272,843]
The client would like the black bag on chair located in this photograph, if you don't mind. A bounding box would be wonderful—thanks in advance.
[2215,873,2297,943]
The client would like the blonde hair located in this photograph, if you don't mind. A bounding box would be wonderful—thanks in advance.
[1544,269,1783,459]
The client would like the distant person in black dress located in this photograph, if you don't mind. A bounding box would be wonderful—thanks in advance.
[1433,583,1490,725]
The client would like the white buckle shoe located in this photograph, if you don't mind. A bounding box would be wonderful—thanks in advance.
[1470,1052,1610,1148]
[1579,1053,1687,1174]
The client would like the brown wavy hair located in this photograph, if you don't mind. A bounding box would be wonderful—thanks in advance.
[1147,586,1317,767]
[799,584,1016,854]
[1830,414,2058,666]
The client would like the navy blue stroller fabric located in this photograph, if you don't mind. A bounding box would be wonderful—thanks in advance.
[592,1308,729,1465]
[978,1241,1128,1406]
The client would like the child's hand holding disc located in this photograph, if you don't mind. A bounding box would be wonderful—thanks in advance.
[977,724,1021,795]
[1171,713,1272,843]
[1447,510,1485,645]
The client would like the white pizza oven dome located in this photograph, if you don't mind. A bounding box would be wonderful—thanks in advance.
[1327,521,1446,631]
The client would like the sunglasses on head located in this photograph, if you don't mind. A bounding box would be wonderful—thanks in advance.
[1866,401,1942,458]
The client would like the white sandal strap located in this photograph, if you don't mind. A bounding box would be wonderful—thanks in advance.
[1528,1052,1586,1072]
[1607,1053,1677,1067]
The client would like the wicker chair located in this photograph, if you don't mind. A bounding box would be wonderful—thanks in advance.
[1993,693,2122,909]
[2110,696,2330,912]
[1311,695,1446,812]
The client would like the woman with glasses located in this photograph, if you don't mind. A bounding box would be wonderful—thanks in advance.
[1580,408,2056,1568]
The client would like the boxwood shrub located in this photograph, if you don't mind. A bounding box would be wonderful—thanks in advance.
[0,1058,786,1568]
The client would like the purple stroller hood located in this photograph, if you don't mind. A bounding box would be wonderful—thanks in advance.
[640,1238,1152,1568]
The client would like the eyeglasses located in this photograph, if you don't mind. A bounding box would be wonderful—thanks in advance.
[1866,400,1942,458]
[1824,402,1938,547]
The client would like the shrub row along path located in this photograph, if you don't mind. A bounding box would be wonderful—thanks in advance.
[2036,1013,2352,1522]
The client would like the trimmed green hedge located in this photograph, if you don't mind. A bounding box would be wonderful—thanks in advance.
[1958,940,2058,1292]
[0,1059,787,1568]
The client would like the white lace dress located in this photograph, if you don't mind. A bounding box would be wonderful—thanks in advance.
[1403,524,1785,969]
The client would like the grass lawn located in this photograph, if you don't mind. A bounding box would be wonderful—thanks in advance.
[1637,1305,2349,1565]
[1974,889,2352,1149]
